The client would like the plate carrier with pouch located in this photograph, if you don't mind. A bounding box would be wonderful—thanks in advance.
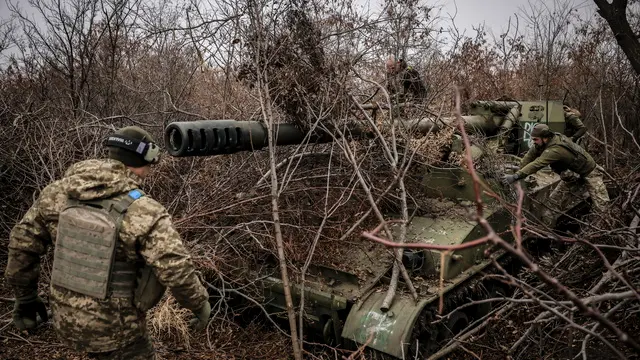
[51,189,166,311]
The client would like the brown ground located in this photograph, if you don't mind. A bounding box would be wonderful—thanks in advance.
[2,263,639,360]
[0,265,293,360]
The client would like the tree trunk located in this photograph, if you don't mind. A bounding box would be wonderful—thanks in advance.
[259,81,303,360]
[594,0,640,76]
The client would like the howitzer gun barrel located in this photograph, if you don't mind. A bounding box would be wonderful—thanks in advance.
[470,100,519,111]
[407,115,499,135]
[459,115,500,135]
[164,120,337,157]
[164,115,499,158]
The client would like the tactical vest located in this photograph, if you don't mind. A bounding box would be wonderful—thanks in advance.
[563,109,582,138]
[564,121,577,138]
[51,190,166,311]
[546,133,596,176]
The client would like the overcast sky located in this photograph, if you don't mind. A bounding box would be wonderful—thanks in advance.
[1,0,598,29]
[0,1,8,19]
[0,0,600,52]
[438,0,597,35]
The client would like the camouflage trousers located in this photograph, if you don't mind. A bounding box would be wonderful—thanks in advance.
[87,334,156,360]
[542,168,610,226]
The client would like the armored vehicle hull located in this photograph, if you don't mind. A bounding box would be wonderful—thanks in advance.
[164,100,594,357]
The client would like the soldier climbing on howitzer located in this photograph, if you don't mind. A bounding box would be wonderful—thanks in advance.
[501,123,609,226]
[563,104,587,143]
[4,126,211,360]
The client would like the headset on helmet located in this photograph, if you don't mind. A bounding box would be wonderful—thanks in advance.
[105,134,161,164]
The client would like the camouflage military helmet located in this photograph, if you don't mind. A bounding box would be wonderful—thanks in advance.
[105,126,161,167]
[530,123,552,138]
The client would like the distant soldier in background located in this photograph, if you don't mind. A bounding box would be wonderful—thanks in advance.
[396,58,428,102]
[385,56,428,103]
[562,104,587,143]
[385,55,402,100]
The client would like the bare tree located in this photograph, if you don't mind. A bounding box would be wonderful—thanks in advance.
[382,0,435,60]
[519,0,578,100]
[0,20,15,56]
[9,0,104,113]
[594,0,640,76]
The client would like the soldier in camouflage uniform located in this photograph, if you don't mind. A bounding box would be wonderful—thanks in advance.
[502,124,609,225]
[395,59,428,101]
[385,56,428,120]
[563,105,587,143]
[4,126,211,360]
[385,56,428,103]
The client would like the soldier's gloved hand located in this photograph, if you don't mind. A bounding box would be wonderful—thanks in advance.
[501,173,520,185]
[13,293,48,331]
[190,301,211,331]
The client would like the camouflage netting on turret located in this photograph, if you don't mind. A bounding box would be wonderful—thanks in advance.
[237,7,352,134]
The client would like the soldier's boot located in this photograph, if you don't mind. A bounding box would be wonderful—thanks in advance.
[541,182,570,229]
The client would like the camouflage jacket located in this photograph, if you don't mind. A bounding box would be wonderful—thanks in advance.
[386,67,428,100]
[517,134,596,178]
[564,108,587,141]
[400,67,428,100]
[5,159,208,352]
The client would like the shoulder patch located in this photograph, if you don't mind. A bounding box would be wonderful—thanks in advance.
[128,189,143,200]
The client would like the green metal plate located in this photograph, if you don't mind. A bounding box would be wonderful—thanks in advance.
[341,293,429,358]
[421,167,497,204]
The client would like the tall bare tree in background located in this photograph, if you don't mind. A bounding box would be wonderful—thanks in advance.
[9,0,113,114]
[594,0,640,77]
[381,0,434,60]
[520,0,577,101]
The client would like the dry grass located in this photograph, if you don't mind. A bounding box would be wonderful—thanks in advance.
[149,296,193,350]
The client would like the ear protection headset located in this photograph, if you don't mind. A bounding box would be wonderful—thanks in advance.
[105,134,161,164]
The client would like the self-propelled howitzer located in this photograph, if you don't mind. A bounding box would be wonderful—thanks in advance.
[163,100,582,358]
